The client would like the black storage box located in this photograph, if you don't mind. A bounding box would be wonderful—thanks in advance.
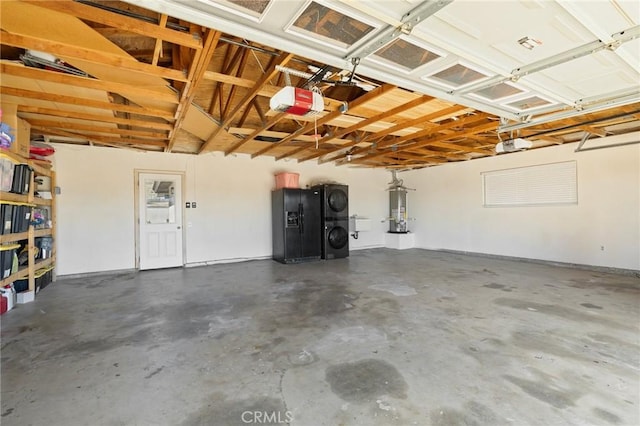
[13,277,28,293]
[10,204,31,234]
[0,203,13,235]
[38,268,53,292]
[14,266,53,293]
[10,164,33,195]
[0,244,19,279]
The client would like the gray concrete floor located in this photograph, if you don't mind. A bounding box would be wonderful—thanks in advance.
[1,248,639,426]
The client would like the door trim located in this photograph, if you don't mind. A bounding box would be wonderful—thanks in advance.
[134,169,186,269]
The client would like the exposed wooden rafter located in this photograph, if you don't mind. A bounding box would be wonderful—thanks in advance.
[0,87,175,121]
[167,29,222,152]
[319,105,470,164]
[199,51,295,153]
[152,14,169,66]
[0,62,179,104]
[296,95,435,163]
[224,112,288,155]
[0,32,187,82]
[31,126,168,148]
[27,118,169,139]
[25,0,203,50]
[350,121,498,164]
[17,105,173,131]
[1,1,636,168]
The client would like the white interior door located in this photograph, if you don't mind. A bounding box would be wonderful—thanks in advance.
[138,173,183,270]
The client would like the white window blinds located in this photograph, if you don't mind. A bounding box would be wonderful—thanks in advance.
[482,161,577,207]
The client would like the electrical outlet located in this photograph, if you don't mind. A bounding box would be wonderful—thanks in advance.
[192,202,197,208]
[186,202,191,208]
[600,245,605,251]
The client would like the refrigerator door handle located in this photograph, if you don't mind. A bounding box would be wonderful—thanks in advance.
[299,203,304,234]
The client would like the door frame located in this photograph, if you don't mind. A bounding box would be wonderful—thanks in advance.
[134,169,186,270]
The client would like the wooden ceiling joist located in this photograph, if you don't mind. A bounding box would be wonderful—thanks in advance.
[225,112,288,155]
[427,141,494,155]
[295,95,435,163]
[0,86,175,121]
[0,62,179,104]
[339,109,488,162]
[168,29,222,152]
[209,44,245,116]
[152,14,169,66]
[199,51,295,153]
[362,105,469,145]
[25,0,203,50]
[31,126,168,148]
[352,121,498,164]
[27,119,169,139]
[2,1,635,168]
[0,32,188,83]
[222,50,251,120]
[17,105,173,131]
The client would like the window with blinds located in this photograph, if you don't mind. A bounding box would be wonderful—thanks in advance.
[482,161,577,207]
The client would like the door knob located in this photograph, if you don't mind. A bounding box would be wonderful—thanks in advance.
[177,226,181,229]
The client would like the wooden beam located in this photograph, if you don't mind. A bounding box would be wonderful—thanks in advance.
[17,105,173,131]
[238,98,258,127]
[427,141,494,154]
[389,112,490,148]
[318,105,471,164]
[579,125,607,137]
[31,126,167,147]
[0,86,173,120]
[359,105,469,146]
[0,32,187,82]
[224,112,288,155]
[152,14,169,66]
[1,61,179,104]
[222,49,250,120]
[168,29,222,151]
[352,121,498,164]
[412,148,469,161]
[27,119,169,139]
[296,95,434,163]
[0,86,175,121]
[253,83,397,158]
[25,0,202,50]
[199,51,295,153]
[209,45,243,116]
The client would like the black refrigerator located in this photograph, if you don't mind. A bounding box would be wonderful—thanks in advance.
[272,188,321,264]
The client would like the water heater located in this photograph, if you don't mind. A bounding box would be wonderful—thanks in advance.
[389,188,408,233]
[387,171,414,234]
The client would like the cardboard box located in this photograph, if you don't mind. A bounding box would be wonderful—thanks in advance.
[1,103,30,158]
[14,118,30,158]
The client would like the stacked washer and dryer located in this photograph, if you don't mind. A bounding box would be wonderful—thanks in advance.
[312,184,349,259]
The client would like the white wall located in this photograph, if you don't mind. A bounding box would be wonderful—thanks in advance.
[403,137,640,270]
[51,144,390,275]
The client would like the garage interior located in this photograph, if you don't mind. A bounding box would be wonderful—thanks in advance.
[0,0,638,425]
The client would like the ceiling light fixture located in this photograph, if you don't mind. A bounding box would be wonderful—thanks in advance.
[518,36,542,50]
